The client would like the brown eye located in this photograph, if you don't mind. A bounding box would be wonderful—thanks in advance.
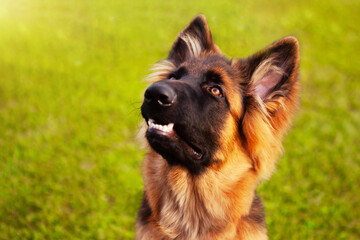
[210,87,222,97]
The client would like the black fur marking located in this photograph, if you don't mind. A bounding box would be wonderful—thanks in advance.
[168,16,214,65]
[205,70,223,84]
[187,17,213,50]
[137,193,152,224]
[242,194,266,228]
[169,38,190,65]
[168,66,188,80]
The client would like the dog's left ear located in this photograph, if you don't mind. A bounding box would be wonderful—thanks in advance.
[168,14,220,65]
[239,37,300,179]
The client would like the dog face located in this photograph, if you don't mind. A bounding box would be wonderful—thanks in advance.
[141,55,239,174]
[141,15,299,178]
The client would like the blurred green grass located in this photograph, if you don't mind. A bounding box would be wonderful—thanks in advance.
[0,0,359,239]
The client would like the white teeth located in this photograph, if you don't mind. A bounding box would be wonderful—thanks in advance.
[148,119,174,133]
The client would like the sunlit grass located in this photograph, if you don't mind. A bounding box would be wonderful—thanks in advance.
[0,0,359,239]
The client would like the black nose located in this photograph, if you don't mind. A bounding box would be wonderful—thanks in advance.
[144,82,176,107]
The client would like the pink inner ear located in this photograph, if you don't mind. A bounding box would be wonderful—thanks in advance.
[252,71,283,100]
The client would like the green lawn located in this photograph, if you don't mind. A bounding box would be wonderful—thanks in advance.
[0,0,359,239]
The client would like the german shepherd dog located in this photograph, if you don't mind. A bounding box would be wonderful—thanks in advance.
[136,15,300,240]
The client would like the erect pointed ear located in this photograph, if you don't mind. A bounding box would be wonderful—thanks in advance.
[240,37,300,180]
[168,14,220,65]
[244,37,300,101]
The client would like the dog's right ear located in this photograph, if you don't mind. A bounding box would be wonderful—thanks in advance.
[168,15,220,65]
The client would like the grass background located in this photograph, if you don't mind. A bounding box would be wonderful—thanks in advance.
[0,0,359,239]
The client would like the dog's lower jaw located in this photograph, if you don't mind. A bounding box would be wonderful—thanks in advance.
[135,150,268,240]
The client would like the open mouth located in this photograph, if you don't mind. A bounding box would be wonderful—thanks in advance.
[146,118,203,160]
[147,119,175,136]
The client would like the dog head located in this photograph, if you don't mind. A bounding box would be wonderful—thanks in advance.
[141,15,299,178]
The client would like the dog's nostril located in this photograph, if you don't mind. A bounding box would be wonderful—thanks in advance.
[144,90,152,103]
[144,82,176,107]
[158,94,173,106]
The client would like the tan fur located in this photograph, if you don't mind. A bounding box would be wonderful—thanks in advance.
[181,34,203,58]
[145,59,176,83]
[211,66,243,120]
[242,38,300,179]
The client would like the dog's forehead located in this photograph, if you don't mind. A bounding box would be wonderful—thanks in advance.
[181,55,233,77]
